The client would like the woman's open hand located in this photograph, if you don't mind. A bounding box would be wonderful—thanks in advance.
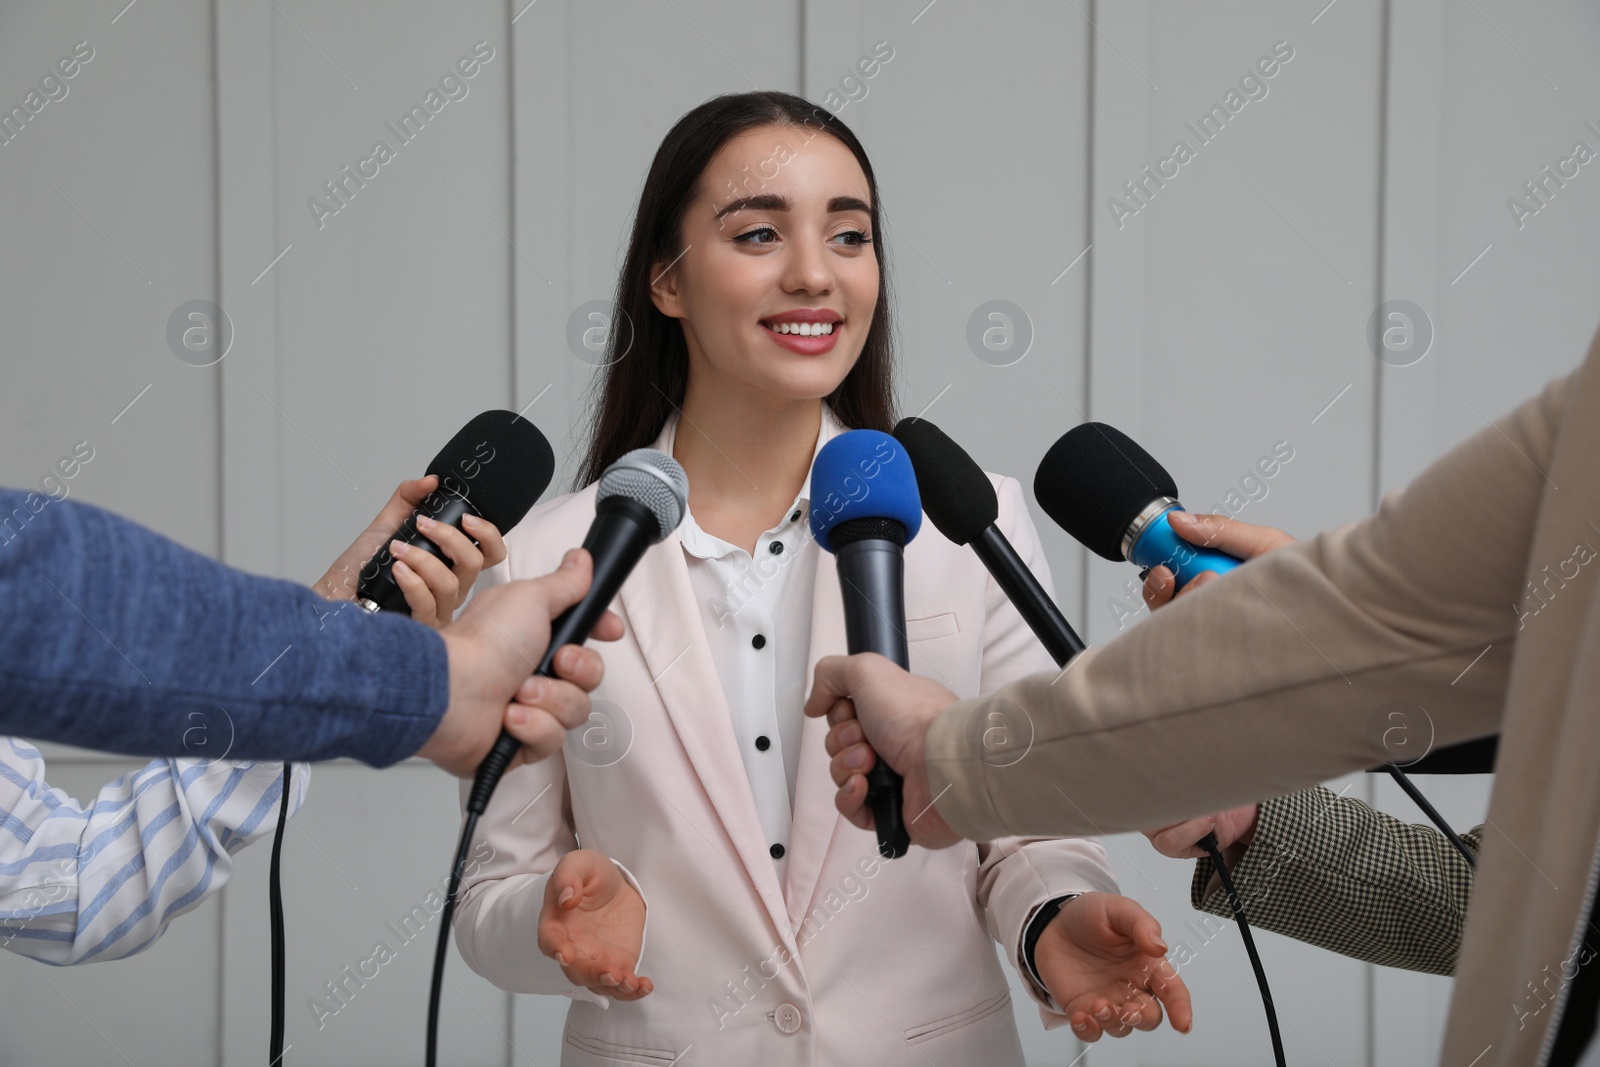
[537,850,653,1001]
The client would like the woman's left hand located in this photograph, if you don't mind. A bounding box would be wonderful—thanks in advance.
[1033,892,1193,1041]
[316,475,507,629]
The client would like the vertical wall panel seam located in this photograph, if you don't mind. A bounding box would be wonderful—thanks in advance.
[504,3,521,1043]
[208,3,227,1059]
[1076,0,1098,643]
[1370,3,1393,1062]
[797,0,807,98]
[1371,0,1393,518]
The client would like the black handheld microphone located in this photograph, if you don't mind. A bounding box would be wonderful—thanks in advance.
[429,447,688,1067]
[1034,423,1240,590]
[465,447,689,815]
[809,430,925,859]
[354,411,555,614]
[894,418,1086,667]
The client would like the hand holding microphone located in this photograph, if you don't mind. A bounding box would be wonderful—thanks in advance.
[318,475,509,627]
[417,548,624,777]
[1140,512,1296,607]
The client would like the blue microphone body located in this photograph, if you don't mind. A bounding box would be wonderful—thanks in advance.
[1126,503,1241,587]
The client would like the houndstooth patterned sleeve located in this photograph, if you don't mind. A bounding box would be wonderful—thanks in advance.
[1190,786,1482,976]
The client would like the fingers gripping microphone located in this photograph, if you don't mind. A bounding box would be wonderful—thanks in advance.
[894,418,1086,667]
[356,411,555,614]
[810,430,923,860]
[466,448,689,815]
[430,448,687,1067]
[1034,423,1238,589]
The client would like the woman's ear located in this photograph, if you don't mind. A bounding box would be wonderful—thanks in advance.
[648,255,686,320]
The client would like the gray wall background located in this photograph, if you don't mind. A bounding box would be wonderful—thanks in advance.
[1,0,1597,1063]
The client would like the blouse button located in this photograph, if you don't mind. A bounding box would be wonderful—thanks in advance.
[770,843,786,859]
[752,634,767,650]
[770,541,784,555]
[755,735,771,751]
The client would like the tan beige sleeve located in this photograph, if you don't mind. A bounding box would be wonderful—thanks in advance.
[927,371,1571,842]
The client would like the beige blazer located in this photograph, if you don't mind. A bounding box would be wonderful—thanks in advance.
[928,328,1600,1067]
[457,419,1117,1067]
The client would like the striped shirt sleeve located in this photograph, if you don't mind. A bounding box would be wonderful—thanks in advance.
[0,738,310,964]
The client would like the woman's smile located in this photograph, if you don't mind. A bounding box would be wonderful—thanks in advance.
[760,308,843,355]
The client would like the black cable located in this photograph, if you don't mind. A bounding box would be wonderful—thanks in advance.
[268,761,292,1066]
[426,810,480,1067]
[1200,830,1286,1067]
[1385,764,1478,869]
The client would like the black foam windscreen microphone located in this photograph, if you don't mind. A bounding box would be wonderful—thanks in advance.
[894,418,1087,668]
[355,411,555,614]
[1035,423,1239,587]
[1034,422,1177,562]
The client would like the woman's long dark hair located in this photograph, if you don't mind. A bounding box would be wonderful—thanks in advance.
[573,91,896,490]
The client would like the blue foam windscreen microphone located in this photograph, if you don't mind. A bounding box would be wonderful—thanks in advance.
[810,430,922,858]
[1034,422,1240,588]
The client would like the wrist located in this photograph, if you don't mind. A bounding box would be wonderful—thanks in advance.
[1022,893,1081,1003]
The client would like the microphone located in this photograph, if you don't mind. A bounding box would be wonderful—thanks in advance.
[1035,422,1483,877]
[894,418,1086,667]
[809,429,922,860]
[464,447,688,815]
[430,447,687,1067]
[355,411,555,615]
[1034,422,1239,589]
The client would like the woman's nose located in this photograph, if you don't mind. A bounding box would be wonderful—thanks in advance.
[782,238,833,295]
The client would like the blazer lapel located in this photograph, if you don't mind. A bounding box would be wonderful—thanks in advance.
[783,547,852,929]
[616,529,792,935]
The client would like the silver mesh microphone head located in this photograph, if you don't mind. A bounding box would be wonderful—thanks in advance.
[596,448,688,542]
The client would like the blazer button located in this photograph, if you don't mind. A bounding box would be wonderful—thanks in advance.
[773,1002,803,1034]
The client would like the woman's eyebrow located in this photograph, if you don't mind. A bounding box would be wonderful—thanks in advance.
[713,193,873,220]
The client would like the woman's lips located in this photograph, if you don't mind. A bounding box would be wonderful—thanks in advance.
[761,320,840,354]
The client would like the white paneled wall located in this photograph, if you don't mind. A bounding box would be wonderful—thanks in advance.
[2,1,1598,1064]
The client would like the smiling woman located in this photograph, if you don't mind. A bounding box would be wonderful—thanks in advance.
[453,91,1187,1066]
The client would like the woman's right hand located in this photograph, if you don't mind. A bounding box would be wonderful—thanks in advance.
[537,850,653,1001]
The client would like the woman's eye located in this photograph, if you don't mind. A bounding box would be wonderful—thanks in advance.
[734,226,779,245]
[834,229,873,247]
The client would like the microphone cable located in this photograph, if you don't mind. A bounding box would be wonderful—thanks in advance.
[426,810,481,1067]
[269,761,292,1066]
[1200,830,1285,1067]
[1385,764,1478,869]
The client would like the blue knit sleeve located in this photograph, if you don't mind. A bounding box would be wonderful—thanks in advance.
[0,489,447,766]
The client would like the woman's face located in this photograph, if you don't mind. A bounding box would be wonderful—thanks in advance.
[651,124,879,402]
